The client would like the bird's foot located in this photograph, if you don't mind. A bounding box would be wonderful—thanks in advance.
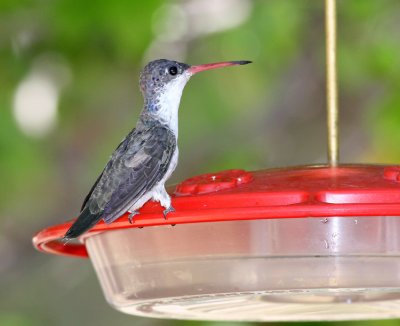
[128,211,139,224]
[62,237,72,245]
[163,206,175,220]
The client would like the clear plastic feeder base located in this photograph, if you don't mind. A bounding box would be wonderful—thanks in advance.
[86,216,400,321]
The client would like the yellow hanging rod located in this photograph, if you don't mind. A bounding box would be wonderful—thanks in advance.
[325,0,339,166]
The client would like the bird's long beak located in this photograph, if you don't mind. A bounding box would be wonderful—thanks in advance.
[188,60,252,75]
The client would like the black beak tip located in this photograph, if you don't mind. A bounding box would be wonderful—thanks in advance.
[236,60,252,65]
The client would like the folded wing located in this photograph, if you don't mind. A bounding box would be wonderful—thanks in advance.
[65,124,176,238]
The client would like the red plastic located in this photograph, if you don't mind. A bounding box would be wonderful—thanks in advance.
[33,164,400,258]
[175,169,253,195]
[384,166,400,182]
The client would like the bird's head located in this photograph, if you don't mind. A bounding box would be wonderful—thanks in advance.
[139,59,191,99]
[139,59,251,121]
[139,59,251,99]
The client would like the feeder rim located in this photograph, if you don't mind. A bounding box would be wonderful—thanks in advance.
[33,164,400,258]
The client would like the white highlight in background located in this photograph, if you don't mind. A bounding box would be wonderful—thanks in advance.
[145,0,252,63]
[13,72,59,138]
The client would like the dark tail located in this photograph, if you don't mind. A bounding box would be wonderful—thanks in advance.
[63,206,102,240]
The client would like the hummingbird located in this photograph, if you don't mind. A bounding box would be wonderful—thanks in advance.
[64,59,251,239]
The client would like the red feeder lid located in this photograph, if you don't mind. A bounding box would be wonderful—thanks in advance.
[33,164,400,258]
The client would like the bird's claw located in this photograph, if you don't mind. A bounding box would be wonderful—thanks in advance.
[163,206,175,220]
[128,211,139,224]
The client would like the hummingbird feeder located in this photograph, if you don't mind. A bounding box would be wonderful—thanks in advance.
[33,0,400,322]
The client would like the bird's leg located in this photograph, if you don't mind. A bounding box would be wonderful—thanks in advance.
[163,206,175,219]
[128,210,139,224]
[152,185,175,220]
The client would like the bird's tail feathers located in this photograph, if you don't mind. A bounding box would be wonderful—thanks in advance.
[63,206,102,240]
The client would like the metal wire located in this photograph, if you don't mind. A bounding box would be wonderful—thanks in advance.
[325,0,339,166]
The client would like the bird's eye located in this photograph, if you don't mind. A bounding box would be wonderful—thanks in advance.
[168,66,178,75]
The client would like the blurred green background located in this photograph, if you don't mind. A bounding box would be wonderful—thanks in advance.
[1,0,400,325]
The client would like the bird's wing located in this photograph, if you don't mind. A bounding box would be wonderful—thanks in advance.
[80,129,135,212]
[87,124,176,223]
